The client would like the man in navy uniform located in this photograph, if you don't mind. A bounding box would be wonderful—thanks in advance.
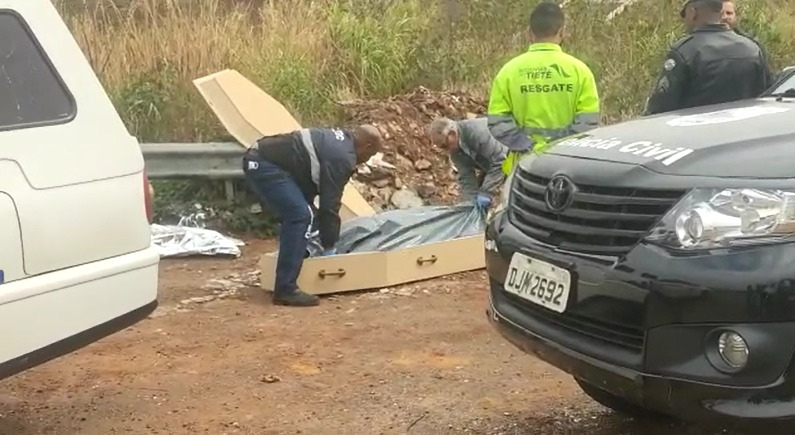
[243,125,382,307]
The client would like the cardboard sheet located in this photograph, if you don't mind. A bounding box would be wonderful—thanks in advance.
[192,69,375,219]
[193,69,300,148]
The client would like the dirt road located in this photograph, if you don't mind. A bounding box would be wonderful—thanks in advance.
[1,240,728,434]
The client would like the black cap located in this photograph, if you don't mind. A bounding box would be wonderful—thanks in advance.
[680,0,724,17]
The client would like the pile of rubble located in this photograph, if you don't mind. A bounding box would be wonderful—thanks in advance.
[340,86,487,210]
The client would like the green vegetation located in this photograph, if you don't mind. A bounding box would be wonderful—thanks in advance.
[58,0,795,231]
[63,0,795,137]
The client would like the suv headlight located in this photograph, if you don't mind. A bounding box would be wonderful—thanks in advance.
[646,188,795,250]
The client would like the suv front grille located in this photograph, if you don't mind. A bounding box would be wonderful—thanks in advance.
[503,291,645,352]
[509,169,685,255]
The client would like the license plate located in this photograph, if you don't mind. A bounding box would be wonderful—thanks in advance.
[504,253,571,313]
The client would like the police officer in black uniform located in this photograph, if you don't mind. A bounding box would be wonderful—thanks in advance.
[643,0,769,116]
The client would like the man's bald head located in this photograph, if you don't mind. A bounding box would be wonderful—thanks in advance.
[353,124,382,164]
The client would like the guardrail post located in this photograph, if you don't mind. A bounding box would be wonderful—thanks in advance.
[224,180,235,201]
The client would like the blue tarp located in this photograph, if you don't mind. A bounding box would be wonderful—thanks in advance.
[307,204,485,256]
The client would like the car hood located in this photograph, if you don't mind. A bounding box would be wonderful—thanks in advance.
[546,98,795,178]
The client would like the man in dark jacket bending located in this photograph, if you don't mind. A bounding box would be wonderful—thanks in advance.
[243,125,382,307]
[428,117,507,209]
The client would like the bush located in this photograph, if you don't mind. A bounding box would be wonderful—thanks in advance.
[62,0,795,140]
[57,0,795,231]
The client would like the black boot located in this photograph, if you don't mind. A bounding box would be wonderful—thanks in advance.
[273,289,320,307]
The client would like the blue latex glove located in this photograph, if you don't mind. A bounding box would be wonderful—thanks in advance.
[320,249,337,256]
[475,194,492,209]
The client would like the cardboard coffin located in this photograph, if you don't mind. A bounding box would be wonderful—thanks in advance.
[259,234,485,295]
[192,69,375,220]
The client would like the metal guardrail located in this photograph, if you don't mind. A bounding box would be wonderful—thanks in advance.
[140,142,246,200]
[140,142,245,179]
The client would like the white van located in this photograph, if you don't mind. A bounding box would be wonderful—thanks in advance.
[0,0,159,380]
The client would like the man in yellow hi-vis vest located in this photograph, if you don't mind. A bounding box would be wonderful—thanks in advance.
[487,1,601,175]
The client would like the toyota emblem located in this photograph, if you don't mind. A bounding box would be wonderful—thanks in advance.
[544,175,575,212]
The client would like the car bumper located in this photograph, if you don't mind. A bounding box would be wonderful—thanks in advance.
[0,247,159,380]
[487,296,795,427]
[486,211,795,427]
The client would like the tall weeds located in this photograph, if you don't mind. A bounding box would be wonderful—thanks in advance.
[59,0,795,142]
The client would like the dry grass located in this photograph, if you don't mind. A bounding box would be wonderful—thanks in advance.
[57,0,795,142]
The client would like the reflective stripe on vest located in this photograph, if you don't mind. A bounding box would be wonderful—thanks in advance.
[502,151,525,175]
[299,128,321,189]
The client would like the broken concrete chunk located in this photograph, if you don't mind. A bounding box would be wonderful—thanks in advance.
[372,178,391,188]
[414,159,432,171]
[390,189,424,209]
[416,183,437,199]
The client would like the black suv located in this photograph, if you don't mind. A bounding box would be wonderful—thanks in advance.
[485,68,795,429]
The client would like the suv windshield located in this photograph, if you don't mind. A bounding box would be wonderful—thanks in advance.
[764,69,795,97]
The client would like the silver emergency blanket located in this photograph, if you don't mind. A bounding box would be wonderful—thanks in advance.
[150,208,244,258]
[306,204,485,256]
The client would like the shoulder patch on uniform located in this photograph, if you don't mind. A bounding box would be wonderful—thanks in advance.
[331,129,346,141]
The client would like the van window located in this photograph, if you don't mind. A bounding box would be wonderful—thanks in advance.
[0,10,76,132]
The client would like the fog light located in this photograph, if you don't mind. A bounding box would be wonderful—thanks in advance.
[718,331,749,369]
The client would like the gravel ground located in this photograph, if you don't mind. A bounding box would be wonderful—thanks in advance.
[0,239,746,434]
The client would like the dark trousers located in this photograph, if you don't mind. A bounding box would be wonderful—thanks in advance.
[243,151,314,295]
